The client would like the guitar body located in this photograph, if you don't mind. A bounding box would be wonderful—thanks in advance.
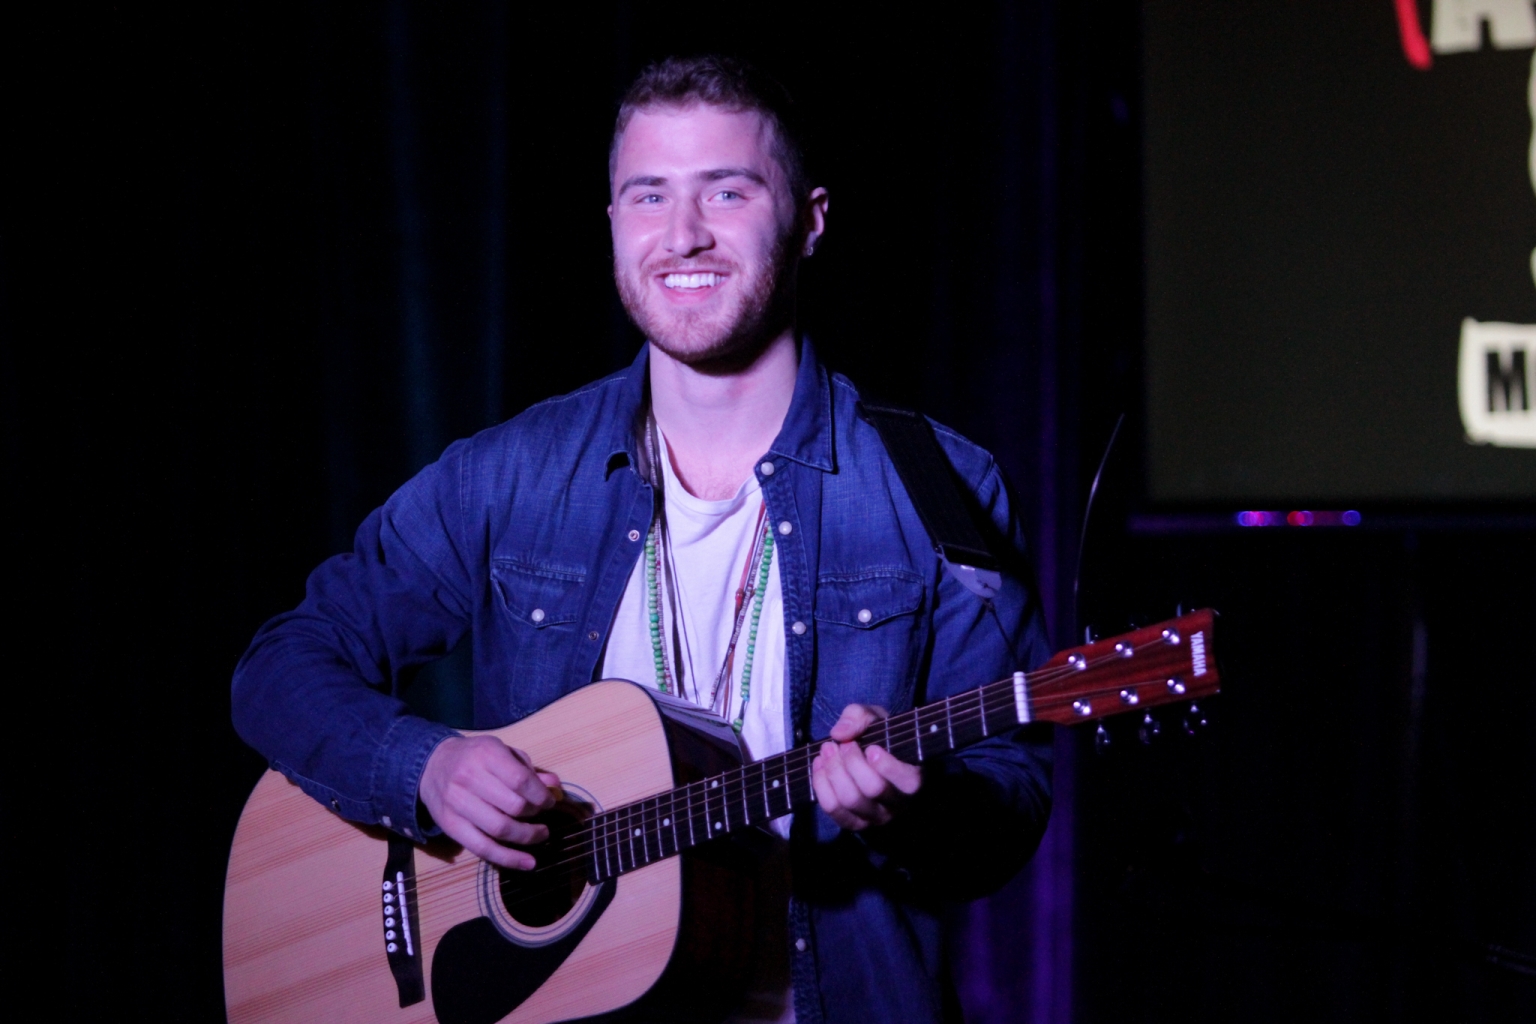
[223,680,758,1024]
[225,609,1220,1024]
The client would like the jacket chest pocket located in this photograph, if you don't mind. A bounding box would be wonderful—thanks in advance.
[491,559,587,717]
[812,571,926,720]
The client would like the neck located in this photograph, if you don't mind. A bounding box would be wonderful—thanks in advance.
[648,331,799,500]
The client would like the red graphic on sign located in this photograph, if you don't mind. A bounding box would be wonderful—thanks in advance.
[1394,0,1433,69]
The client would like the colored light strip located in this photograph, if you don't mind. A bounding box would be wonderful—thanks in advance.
[1235,510,1362,527]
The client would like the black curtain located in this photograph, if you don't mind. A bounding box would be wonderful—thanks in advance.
[5,3,1531,1022]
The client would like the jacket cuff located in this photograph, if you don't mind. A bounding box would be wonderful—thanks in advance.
[371,714,460,841]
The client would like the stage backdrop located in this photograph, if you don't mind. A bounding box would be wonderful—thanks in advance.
[1145,0,1536,502]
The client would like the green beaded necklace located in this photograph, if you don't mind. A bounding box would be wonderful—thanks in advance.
[645,514,775,734]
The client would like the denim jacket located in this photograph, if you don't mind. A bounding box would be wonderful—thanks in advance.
[232,339,1053,1024]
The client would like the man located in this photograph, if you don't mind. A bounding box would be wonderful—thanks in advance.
[233,55,1052,1024]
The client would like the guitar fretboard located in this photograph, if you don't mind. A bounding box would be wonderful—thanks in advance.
[582,672,1031,883]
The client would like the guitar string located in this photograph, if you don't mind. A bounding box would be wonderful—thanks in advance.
[244,636,1203,926]
[391,647,1205,916]
[397,673,1205,921]
[277,638,1202,919]
[532,637,1189,860]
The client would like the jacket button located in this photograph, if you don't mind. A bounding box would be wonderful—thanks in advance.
[381,815,392,828]
[628,529,641,542]
[778,520,793,536]
[760,461,775,476]
[791,620,806,635]
[530,608,546,623]
[330,799,340,812]
[857,608,872,623]
[588,631,599,641]
[795,938,807,953]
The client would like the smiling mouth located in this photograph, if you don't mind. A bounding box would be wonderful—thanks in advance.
[661,271,725,291]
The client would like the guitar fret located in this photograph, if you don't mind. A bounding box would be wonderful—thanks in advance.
[914,709,924,761]
[657,795,673,858]
[669,793,681,852]
[944,697,955,749]
[602,816,614,884]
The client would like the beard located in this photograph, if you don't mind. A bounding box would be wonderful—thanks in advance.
[615,227,798,372]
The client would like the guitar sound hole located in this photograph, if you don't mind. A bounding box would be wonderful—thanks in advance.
[496,800,592,928]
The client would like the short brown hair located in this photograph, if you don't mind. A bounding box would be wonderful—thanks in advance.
[610,55,812,205]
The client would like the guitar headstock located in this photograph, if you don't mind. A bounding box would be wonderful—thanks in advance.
[1027,608,1220,726]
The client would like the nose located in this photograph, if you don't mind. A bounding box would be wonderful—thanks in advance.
[664,198,713,258]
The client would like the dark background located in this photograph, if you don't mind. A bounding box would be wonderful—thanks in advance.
[4,2,1532,1022]
[1145,0,1536,502]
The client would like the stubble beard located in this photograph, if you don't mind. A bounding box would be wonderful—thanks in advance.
[616,228,798,373]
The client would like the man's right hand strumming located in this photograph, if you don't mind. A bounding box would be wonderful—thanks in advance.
[418,735,561,871]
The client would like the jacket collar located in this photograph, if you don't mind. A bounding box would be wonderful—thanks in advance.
[605,335,836,478]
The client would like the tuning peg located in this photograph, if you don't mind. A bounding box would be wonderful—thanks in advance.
[1094,721,1111,754]
[1138,711,1161,745]
[1182,702,1210,736]
[1083,626,1100,644]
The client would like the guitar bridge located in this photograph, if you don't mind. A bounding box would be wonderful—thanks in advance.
[382,835,426,1007]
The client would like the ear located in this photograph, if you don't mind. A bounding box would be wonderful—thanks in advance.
[607,204,614,221]
[801,187,829,256]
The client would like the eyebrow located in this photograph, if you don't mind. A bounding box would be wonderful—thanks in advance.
[617,167,769,195]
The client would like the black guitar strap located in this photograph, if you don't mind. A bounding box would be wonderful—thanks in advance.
[857,401,1004,600]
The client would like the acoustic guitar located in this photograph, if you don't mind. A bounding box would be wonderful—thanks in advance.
[223,609,1220,1024]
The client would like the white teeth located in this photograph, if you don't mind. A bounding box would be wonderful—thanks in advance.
[662,272,720,290]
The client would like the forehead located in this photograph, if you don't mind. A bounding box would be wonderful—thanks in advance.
[611,105,781,188]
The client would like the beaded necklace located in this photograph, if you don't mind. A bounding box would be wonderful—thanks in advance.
[645,513,774,733]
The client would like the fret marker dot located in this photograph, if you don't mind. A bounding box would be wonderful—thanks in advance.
[662,818,670,826]
[711,780,719,788]
[714,822,722,830]
[930,724,938,733]
[633,828,641,837]
[772,780,780,787]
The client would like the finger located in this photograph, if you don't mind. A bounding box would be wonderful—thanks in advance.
[458,792,551,847]
[835,741,896,802]
[818,743,878,825]
[811,749,872,831]
[829,703,886,742]
[434,808,538,871]
[476,744,555,814]
[865,744,923,796]
[535,771,564,799]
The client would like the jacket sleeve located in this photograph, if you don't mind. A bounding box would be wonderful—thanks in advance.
[231,439,482,840]
[857,448,1055,899]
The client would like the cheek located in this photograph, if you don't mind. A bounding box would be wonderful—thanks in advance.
[614,224,661,272]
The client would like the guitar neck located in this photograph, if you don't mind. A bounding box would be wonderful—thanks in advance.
[582,608,1219,884]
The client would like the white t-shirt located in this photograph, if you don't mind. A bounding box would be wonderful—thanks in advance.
[599,432,795,1024]
[600,433,790,780]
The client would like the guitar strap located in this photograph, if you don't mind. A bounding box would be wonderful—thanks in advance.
[857,401,1005,601]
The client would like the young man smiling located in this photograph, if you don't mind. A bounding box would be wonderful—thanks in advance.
[234,56,1053,1024]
